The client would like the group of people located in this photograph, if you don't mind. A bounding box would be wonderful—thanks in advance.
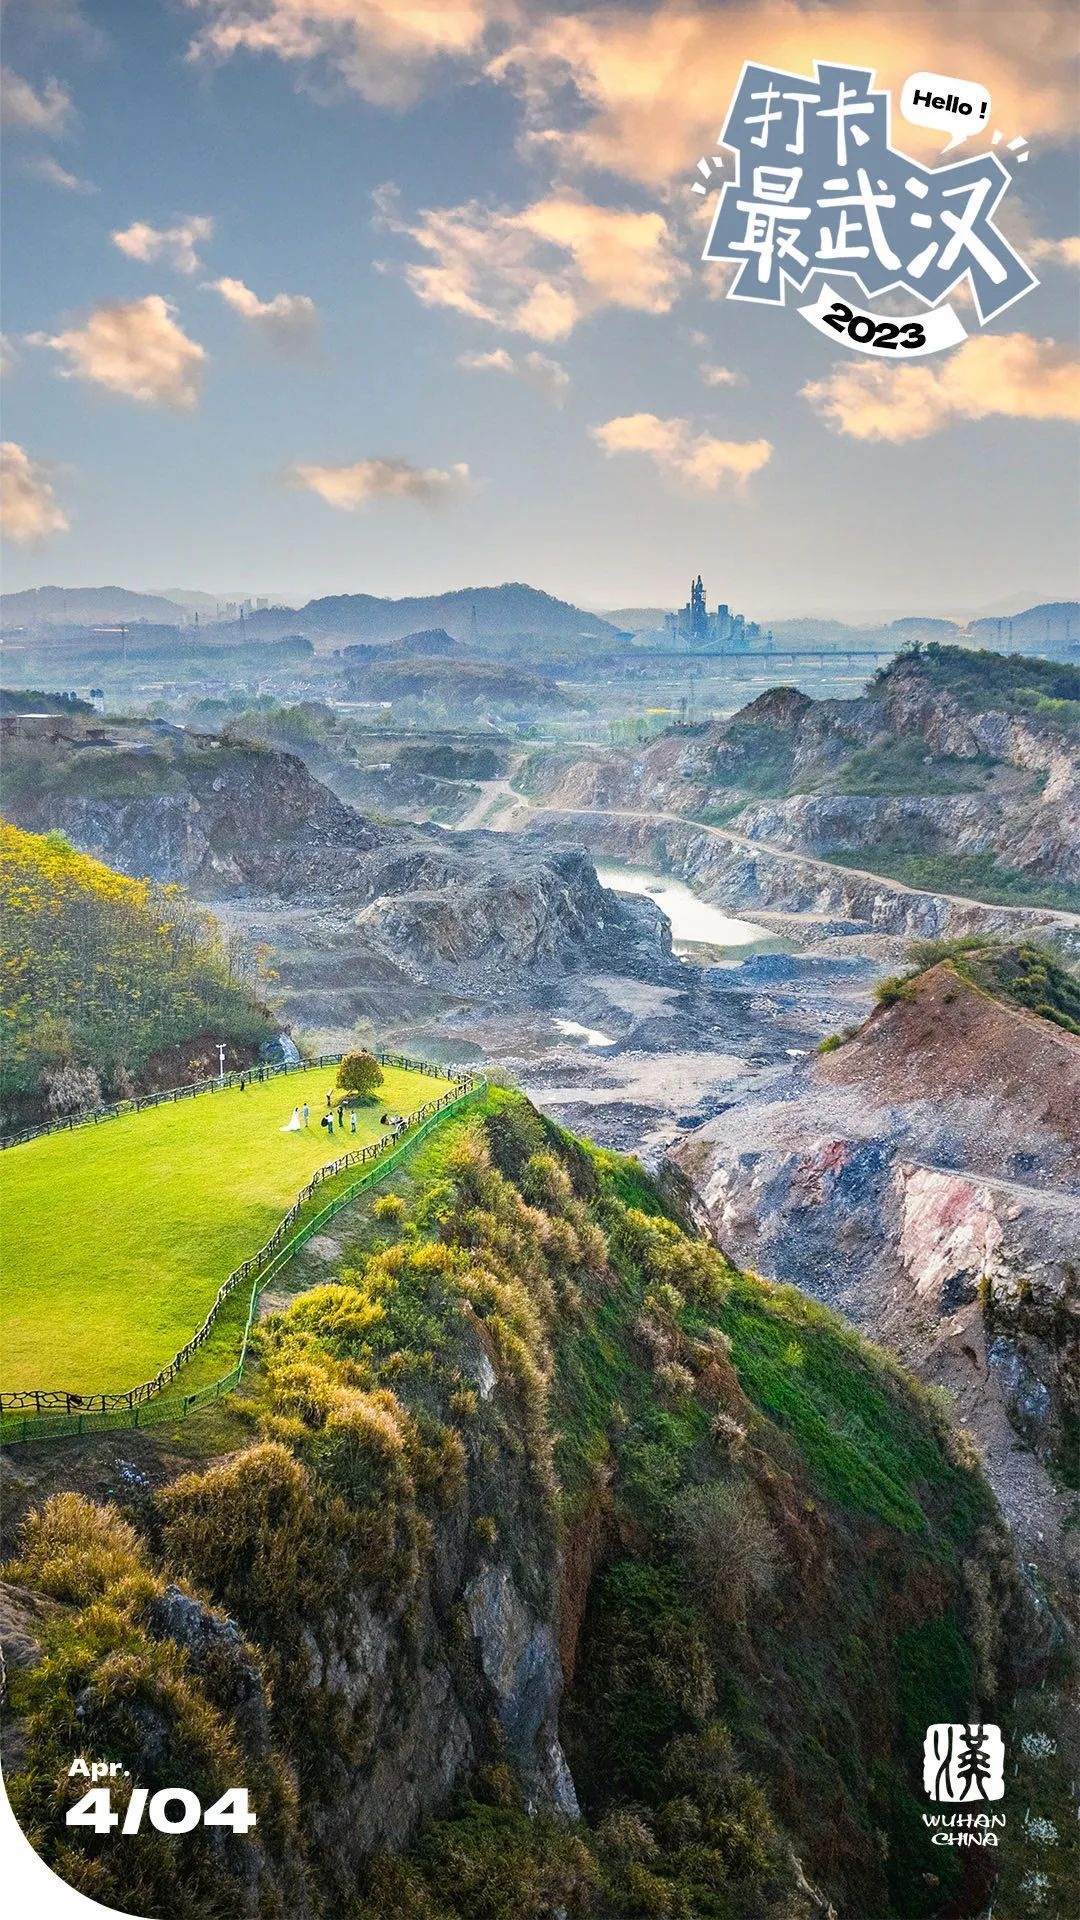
[281,1094,358,1135]
[280,1089,407,1140]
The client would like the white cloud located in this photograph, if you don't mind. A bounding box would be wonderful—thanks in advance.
[112,217,214,275]
[376,183,687,340]
[33,296,206,409]
[1026,234,1080,268]
[699,363,741,387]
[24,154,95,192]
[1,442,70,545]
[208,276,319,349]
[288,456,471,509]
[187,0,506,108]
[591,411,771,487]
[458,346,570,403]
[802,332,1080,442]
[1,66,72,135]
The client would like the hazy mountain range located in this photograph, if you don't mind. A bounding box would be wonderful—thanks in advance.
[2,583,1075,650]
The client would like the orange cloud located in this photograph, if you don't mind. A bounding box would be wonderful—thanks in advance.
[458,346,570,403]
[1,442,70,545]
[209,276,318,348]
[591,411,772,485]
[33,296,206,408]
[491,1,1077,185]
[188,0,511,108]
[376,184,687,339]
[113,217,214,274]
[802,332,1080,441]
[288,456,471,508]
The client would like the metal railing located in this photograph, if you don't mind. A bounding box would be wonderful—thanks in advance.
[0,1066,483,1445]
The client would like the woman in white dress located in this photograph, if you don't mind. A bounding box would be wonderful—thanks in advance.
[281,1106,301,1132]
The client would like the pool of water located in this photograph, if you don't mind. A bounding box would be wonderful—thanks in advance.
[553,1018,617,1048]
[596,865,768,951]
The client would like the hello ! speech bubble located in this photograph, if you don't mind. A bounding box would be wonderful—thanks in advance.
[900,71,990,151]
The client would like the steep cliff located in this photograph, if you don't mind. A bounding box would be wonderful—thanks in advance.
[0,719,676,1015]
[668,948,1080,1585]
[2,1090,1059,1919]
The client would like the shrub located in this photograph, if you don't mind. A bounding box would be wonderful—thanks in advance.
[670,1479,780,1625]
[372,1193,406,1225]
[875,974,917,1007]
[337,1050,384,1098]
[43,1061,103,1116]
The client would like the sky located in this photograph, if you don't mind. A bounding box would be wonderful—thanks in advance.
[1,0,1078,621]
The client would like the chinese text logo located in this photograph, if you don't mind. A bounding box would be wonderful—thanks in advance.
[923,1723,1005,1803]
[701,61,1035,329]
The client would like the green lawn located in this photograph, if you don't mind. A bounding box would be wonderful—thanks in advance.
[0,1063,455,1396]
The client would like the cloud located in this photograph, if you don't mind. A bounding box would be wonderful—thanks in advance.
[591,411,772,486]
[208,276,319,349]
[1,443,70,545]
[187,0,507,108]
[802,332,1080,441]
[1029,234,1080,268]
[33,296,206,408]
[1,66,72,135]
[994,195,1080,272]
[458,346,570,403]
[112,216,214,274]
[490,1,1077,186]
[376,183,687,340]
[699,363,741,387]
[0,336,15,377]
[288,456,471,509]
[24,154,95,192]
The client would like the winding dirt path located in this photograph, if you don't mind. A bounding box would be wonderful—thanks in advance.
[511,800,1080,930]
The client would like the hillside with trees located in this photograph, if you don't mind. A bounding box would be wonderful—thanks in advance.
[2,1088,1068,1918]
[0,823,275,1131]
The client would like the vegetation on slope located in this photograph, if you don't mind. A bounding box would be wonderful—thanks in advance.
[3,1089,1050,1920]
[0,822,275,1129]
[875,936,1080,1036]
[827,847,1080,913]
[876,644,1080,732]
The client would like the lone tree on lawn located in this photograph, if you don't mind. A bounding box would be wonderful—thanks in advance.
[337,1050,384,1100]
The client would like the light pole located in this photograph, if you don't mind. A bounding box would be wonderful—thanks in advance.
[217,1043,226,1082]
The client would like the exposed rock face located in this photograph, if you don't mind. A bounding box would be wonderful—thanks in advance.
[667,966,1080,1582]
[3,728,678,1009]
[522,806,1080,950]
[465,1562,579,1817]
[521,649,1080,896]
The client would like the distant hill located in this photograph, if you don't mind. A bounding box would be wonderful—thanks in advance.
[970,601,1078,644]
[393,627,457,656]
[0,586,189,628]
[233,582,618,647]
[600,607,668,633]
[341,651,570,711]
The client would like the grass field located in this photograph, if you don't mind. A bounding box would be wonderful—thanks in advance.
[0,1063,455,1396]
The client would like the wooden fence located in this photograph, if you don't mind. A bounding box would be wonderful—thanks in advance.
[0,1048,451,1151]
[0,1062,482,1438]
